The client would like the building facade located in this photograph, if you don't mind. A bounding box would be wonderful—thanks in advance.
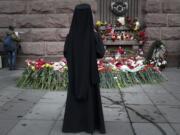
[0,0,180,67]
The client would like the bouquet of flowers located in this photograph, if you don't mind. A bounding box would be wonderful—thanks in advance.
[146,40,168,70]
[97,53,165,88]
[96,17,147,45]
[17,47,165,90]
[17,58,68,90]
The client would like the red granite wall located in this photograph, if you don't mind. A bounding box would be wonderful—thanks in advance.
[0,0,97,67]
[0,0,180,67]
[144,0,180,66]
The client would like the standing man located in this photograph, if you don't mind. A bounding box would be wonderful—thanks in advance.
[3,26,21,70]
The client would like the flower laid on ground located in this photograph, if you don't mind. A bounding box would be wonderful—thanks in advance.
[17,58,68,90]
[114,47,126,59]
[17,48,165,90]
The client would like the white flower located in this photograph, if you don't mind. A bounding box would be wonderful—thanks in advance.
[112,65,117,71]
[52,62,62,71]
[117,36,121,40]
[105,57,113,61]
[157,62,162,66]
[136,56,144,62]
[97,60,100,64]
[136,60,144,66]
[120,65,129,72]
[117,17,125,25]
[160,44,165,48]
[52,61,66,71]
[150,61,155,64]
[115,53,121,60]
[59,61,66,67]
[131,62,136,67]
[162,60,167,65]
[15,31,19,37]
[140,51,144,55]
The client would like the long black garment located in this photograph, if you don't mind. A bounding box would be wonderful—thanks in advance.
[62,4,106,134]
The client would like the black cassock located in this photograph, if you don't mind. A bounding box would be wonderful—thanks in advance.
[62,4,106,134]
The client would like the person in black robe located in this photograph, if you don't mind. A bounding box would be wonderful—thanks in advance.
[62,3,106,134]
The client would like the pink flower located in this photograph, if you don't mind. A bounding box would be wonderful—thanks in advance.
[115,62,122,68]
[118,47,125,54]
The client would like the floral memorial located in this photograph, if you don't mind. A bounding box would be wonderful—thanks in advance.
[17,49,165,90]
[17,17,166,91]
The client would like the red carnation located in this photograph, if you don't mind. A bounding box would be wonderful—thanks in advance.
[118,47,125,55]
[115,62,122,68]
[139,31,145,37]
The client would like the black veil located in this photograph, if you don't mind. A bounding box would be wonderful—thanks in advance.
[64,4,101,100]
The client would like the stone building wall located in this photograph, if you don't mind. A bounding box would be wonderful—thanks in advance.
[0,0,180,67]
[144,0,180,66]
[0,0,97,67]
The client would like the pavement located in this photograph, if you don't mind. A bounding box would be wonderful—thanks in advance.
[0,68,180,135]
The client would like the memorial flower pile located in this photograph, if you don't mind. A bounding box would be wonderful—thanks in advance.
[17,58,68,90]
[96,17,147,45]
[17,49,165,90]
[98,55,164,89]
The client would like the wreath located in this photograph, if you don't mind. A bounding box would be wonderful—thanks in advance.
[110,1,128,16]
[146,40,168,70]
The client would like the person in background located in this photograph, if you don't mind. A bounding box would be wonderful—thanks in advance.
[4,26,21,70]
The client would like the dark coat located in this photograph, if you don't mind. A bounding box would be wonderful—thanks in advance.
[62,3,106,134]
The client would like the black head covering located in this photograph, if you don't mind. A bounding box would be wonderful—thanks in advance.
[64,4,105,101]
[69,4,94,35]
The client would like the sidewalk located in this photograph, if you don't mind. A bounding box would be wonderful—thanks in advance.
[0,68,180,135]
